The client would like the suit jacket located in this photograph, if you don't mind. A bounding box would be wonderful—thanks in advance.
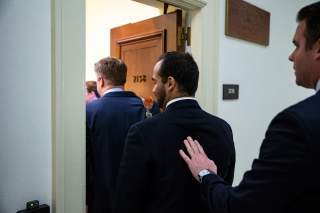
[114,99,235,213]
[201,91,320,213]
[86,91,145,213]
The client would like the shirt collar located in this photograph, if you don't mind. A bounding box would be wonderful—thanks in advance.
[166,97,197,108]
[316,79,320,93]
[103,87,124,96]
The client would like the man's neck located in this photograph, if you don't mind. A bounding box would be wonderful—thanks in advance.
[101,85,124,95]
[165,96,196,108]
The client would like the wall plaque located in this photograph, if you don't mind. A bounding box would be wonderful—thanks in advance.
[225,0,270,46]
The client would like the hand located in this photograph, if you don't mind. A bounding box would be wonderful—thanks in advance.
[179,136,217,182]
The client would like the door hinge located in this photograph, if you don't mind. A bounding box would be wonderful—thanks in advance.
[178,26,191,47]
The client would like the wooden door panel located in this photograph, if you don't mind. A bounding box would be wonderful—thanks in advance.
[121,34,163,98]
[111,11,181,100]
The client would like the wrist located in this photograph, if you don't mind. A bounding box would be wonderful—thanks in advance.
[198,169,211,183]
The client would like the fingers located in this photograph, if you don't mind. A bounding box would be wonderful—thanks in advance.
[183,136,208,158]
[179,149,191,164]
[195,140,207,157]
[186,136,200,154]
[184,139,194,156]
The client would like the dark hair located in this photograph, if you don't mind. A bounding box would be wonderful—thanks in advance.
[86,81,100,98]
[158,52,199,96]
[297,1,320,50]
[94,57,127,86]
[86,81,97,93]
[93,90,100,98]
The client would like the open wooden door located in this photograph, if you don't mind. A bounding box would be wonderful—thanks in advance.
[111,11,182,100]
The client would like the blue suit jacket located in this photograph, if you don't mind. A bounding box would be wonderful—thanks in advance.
[201,91,320,213]
[86,91,145,213]
[114,99,235,213]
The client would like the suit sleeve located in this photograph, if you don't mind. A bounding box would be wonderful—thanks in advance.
[224,124,236,185]
[113,125,150,213]
[201,110,310,213]
[86,110,94,207]
[224,146,235,186]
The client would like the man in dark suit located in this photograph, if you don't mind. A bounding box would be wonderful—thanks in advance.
[86,57,145,213]
[113,52,235,213]
[179,2,320,213]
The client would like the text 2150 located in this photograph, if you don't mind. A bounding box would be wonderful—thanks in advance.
[133,75,147,83]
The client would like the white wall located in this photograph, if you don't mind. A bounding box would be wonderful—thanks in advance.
[86,0,160,80]
[215,0,317,184]
[0,0,52,212]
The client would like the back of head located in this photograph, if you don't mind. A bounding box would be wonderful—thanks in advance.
[297,1,320,50]
[158,52,199,96]
[86,81,97,93]
[94,57,127,86]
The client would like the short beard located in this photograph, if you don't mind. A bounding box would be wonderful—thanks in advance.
[156,87,167,109]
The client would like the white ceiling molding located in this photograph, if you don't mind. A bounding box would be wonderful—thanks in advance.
[157,0,207,10]
[133,0,207,10]
[133,0,164,9]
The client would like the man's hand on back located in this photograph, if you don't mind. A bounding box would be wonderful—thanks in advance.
[179,136,217,182]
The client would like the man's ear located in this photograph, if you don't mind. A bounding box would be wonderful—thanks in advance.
[167,76,176,91]
[100,77,105,88]
[314,38,320,61]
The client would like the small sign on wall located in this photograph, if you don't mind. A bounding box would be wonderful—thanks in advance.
[223,84,239,100]
[225,0,270,46]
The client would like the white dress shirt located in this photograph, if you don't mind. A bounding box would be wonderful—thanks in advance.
[166,97,197,108]
[316,79,320,93]
[103,87,124,96]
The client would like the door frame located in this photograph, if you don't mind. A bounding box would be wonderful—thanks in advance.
[51,0,86,212]
[52,0,219,212]
[190,0,220,114]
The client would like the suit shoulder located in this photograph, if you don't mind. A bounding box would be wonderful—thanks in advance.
[269,93,320,143]
[288,92,319,110]
[132,112,164,128]
[280,93,320,121]
[202,110,232,130]
[86,99,101,112]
